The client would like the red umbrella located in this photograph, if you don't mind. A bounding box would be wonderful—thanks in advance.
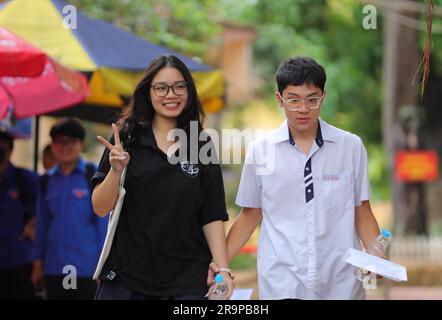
[0,28,46,77]
[0,27,89,119]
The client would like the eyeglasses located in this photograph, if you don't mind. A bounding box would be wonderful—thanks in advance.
[278,92,324,111]
[150,81,188,97]
[53,137,78,146]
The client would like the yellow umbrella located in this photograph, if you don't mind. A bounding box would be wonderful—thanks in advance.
[0,0,224,121]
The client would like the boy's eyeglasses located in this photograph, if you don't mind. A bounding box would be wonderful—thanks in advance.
[52,138,78,146]
[278,92,324,111]
[150,81,188,97]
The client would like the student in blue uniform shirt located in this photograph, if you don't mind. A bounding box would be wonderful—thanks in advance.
[0,130,38,299]
[32,118,107,300]
[42,143,56,171]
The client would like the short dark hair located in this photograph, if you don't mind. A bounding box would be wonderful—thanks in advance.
[0,130,14,150]
[276,56,326,94]
[50,118,85,141]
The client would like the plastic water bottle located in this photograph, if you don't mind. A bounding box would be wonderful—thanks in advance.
[356,228,392,281]
[366,229,392,257]
[207,274,228,300]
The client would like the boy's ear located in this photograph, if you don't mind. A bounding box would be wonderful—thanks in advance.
[275,92,283,108]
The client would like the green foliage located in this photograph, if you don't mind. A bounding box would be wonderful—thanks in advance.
[70,0,221,56]
[230,254,257,270]
[218,0,385,145]
[421,0,442,86]
[72,0,391,200]
[219,0,387,200]
[367,144,390,201]
[430,218,442,236]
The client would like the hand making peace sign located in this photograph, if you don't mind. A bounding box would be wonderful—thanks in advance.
[97,123,130,173]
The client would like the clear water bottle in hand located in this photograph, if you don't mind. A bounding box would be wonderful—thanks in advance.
[356,228,392,281]
[207,274,229,300]
[366,229,392,257]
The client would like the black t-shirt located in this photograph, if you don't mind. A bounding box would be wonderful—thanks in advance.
[91,122,228,297]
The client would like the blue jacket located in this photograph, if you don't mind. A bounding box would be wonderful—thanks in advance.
[0,164,38,269]
[34,158,107,277]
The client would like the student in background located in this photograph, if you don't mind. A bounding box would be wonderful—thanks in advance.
[0,130,38,299]
[42,144,56,171]
[32,118,107,300]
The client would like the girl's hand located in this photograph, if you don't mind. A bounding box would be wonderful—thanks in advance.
[97,123,130,173]
[207,261,219,286]
[220,270,235,300]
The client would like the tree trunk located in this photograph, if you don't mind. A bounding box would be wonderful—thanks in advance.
[421,61,442,234]
[383,1,426,235]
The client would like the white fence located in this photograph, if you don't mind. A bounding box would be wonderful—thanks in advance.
[389,236,442,264]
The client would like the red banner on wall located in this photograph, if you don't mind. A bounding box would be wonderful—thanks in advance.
[396,151,439,182]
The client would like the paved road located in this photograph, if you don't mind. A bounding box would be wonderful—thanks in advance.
[234,269,442,300]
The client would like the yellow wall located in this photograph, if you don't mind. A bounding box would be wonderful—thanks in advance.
[206,24,256,107]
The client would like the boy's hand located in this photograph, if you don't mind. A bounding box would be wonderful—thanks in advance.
[369,251,388,279]
[368,272,384,280]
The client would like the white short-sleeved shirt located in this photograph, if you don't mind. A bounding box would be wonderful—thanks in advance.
[236,118,370,300]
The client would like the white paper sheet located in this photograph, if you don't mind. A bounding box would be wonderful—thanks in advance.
[229,288,254,300]
[344,248,407,282]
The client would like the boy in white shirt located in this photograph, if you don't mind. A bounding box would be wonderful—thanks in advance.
[211,56,382,299]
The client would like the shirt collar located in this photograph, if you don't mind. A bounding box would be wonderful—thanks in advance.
[137,121,156,148]
[318,118,339,143]
[273,118,338,146]
[50,157,86,176]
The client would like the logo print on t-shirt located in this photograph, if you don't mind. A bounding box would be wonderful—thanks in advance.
[322,174,340,182]
[180,160,199,177]
[72,188,88,199]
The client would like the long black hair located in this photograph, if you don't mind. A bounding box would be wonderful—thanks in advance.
[117,55,205,146]
[116,55,217,185]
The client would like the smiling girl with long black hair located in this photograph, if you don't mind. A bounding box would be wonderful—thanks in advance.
[91,55,233,300]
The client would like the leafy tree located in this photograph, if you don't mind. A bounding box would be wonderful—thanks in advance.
[70,0,222,57]
[72,0,389,200]
[218,0,384,144]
